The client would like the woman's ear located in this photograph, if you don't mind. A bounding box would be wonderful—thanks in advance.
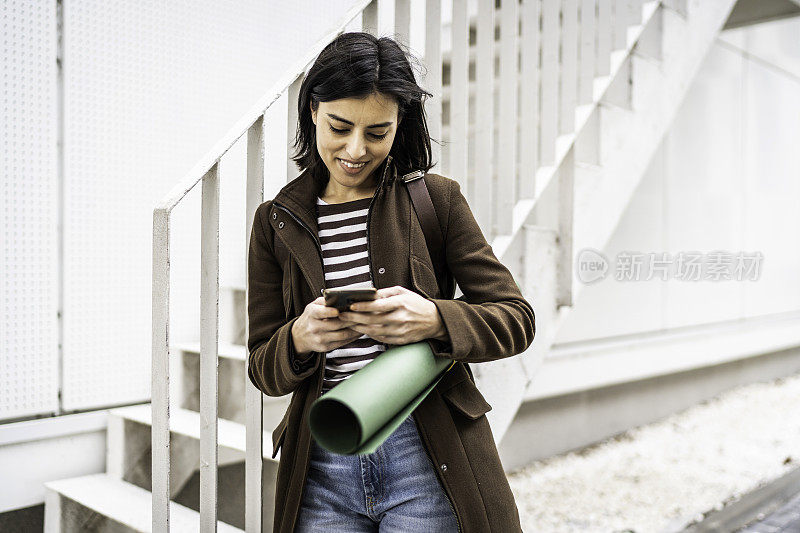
[310,101,316,125]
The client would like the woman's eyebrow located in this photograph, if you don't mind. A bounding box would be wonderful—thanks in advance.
[326,113,392,128]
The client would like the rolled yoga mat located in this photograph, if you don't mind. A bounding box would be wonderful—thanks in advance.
[308,341,456,455]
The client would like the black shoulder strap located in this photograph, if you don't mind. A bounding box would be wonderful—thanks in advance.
[401,170,456,300]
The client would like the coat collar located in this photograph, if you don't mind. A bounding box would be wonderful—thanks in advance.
[269,154,404,299]
[272,154,398,230]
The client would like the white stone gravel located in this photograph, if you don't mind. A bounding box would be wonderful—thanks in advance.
[507,370,800,532]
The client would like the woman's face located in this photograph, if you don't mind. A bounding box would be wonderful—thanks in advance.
[311,92,400,197]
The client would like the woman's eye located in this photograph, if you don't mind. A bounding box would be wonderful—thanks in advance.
[328,124,387,140]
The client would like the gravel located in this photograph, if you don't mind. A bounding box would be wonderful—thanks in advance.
[506,370,800,532]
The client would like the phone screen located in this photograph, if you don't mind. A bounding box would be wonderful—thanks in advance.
[323,288,378,311]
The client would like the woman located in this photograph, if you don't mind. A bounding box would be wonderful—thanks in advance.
[247,32,535,532]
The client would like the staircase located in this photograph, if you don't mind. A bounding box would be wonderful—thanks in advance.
[45,344,286,531]
[43,0,740,531]
[469,0,739,442]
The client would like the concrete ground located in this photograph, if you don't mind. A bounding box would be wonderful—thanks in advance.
[506,369,800,532]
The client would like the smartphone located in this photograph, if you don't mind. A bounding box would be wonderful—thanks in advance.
[322,287,378,312]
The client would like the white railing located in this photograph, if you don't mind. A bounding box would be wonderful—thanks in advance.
[151,0,661,530]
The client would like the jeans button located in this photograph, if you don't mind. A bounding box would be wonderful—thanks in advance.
[440,463,447,472]
[278,221,284,229]
[378,267,386,274]
[272,212,277,220]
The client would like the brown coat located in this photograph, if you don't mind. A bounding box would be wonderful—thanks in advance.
[247,157,536,532]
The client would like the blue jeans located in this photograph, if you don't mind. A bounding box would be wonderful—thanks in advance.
[296,413,459,532]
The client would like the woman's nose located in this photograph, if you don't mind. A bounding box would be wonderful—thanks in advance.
[345,135,367,160]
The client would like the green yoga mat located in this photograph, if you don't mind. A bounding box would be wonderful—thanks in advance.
[308,342,456,455]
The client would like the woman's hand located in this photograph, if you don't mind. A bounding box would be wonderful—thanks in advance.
[337,286,448,345]
[291,296,364,355]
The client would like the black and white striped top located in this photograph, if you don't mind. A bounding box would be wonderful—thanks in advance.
[316,196,386,392]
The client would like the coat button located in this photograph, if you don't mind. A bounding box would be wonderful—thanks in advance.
[278,221,284,229]
[272,212,277,220]
[440,463,447,472]
[378,267,386,274]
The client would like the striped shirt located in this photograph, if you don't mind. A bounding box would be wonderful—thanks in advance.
[316,196,386,392]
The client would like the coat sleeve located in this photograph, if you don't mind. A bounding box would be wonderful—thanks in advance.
[427,178,536,364]
[247,201,322,397]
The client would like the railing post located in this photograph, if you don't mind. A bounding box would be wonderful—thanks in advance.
[496,0,519,237]
[152,208,170,533]
[474,0,495,233]
[362,0,378,35]
[394,0,410,45]
[199,163,220,532]
[540,0,559,166]
[448,0,468,193]
[614,0,628,50]
[519,0,541,201]
[245,117,265,533]
[559,0,578,136]
[597,0,612,77]
[424,0,442,175]
[557,144,574,308]
[578,0,596,105]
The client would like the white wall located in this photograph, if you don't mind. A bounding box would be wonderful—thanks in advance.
[1,1,60,421]
[2,0,365,419]
[555,16,800,344]
[0,412,107,513]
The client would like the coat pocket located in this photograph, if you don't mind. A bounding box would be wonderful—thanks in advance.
[441,378,493,420]
[409,254,440,299]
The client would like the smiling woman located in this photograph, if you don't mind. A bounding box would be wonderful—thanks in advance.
[248,30,534,533]
[291,32,435,200]
[311,92,399,203]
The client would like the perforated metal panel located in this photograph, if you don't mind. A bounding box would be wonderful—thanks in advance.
[1,1,60,420]
[60,0,359,410]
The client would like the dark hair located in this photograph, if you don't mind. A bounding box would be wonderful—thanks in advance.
[291,32,436,181]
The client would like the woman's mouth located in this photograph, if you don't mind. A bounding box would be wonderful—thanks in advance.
[338,158,368,175]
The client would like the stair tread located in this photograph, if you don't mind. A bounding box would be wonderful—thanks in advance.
[109,404,277,459]
[175,340,247,361]
[45,473,243,532]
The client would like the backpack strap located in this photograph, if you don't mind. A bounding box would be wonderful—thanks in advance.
[401,170,457,300]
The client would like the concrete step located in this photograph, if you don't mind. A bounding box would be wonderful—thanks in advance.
[107,404,279,491]
[44,473,243,533]
[106,404,280,530]
[176,340,290,427]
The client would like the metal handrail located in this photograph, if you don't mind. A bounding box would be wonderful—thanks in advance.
[151,2,374,531]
